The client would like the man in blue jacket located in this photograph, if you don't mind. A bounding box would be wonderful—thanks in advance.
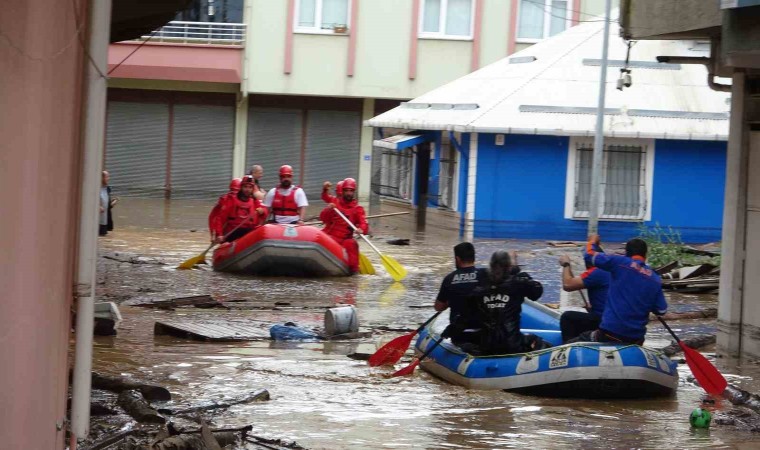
[569,234,667,345]
[558,254,610,342]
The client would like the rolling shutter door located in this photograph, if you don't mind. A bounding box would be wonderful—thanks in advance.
[246,108,303,193]
[303,110,361,201]
[105,101,169,197]
[171,104,235,199]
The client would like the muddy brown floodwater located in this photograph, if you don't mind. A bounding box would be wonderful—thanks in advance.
[92,198,760,449]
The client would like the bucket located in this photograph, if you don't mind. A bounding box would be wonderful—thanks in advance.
[324,306,358,336]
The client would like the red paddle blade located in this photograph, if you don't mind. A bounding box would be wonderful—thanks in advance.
[368,333,415,367]
[391,359,420,378]
[680,342,727,396]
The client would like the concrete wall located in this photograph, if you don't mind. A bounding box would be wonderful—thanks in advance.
[245,0,545,99]
[621,0,720,40]
[0,0,86,448]
[469,133,726,242]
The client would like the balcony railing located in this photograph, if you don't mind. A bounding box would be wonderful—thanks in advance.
[136,21,246,45]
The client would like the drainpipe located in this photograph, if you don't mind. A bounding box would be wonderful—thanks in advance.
[70,0,112,447]
[655,51,732,92]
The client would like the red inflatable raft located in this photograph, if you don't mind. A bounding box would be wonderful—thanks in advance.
[212,224,350,277]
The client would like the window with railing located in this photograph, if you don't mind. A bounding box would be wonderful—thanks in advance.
[566,139,654,221]
[372,148,415,201]
[437,139,457,209]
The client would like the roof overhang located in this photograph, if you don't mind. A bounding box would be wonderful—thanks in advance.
[373,131,436,150]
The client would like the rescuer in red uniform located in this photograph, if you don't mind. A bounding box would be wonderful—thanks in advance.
[209,178,241,243]
[264,165,308,224]
[211,175,268,243]
[319,178,368,274]
[321,180,344,205]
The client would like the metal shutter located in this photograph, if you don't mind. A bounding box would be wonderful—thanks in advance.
[303,110,361,201]
[171,104,235,199]
[105,101,169,197]
[246,108,303,193]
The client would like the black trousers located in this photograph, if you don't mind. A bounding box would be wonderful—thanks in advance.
[560,310,601,343]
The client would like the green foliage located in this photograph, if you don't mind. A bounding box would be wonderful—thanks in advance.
[636,223,721,268]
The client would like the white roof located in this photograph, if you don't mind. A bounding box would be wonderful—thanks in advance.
[367,20,730,141]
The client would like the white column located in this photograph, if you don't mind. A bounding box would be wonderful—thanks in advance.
[71,0,112,442]
[717,71,749,356]
[358,97,375,207]
[233,92,249,177]
[464,132,478,241]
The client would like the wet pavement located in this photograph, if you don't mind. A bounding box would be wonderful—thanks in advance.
[91,198,760,449]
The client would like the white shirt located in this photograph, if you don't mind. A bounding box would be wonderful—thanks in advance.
[264,186,309,224]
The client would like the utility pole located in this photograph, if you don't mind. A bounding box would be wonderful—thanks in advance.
[587,0,612,235]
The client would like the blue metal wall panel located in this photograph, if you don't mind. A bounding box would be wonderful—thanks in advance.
[650,139,727,241]
[472,134,727,243]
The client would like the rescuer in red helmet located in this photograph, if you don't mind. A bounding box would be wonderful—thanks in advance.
[263,165,308,224]
[211,175,268,243]
[319,177,368,274]
[209,177,242,243]
[321,179,344,205]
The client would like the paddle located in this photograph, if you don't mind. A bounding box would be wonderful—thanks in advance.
[177,213,257,270]
[368,311,442,367]
[566,264,592,310]
[657,316,727,396]
[391,337,444,377]
[332,208,407,282]
[358,252,376,275]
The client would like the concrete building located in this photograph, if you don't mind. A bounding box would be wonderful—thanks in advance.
[2,2,190,448]
[622,0,760,359]
[367,17,730,243]
[105,0,613,203]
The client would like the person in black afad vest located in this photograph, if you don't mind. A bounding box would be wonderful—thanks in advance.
[434,242,488,350]
[471,250,549,355]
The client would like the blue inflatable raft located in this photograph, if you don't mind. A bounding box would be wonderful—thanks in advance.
[413,300,679,398]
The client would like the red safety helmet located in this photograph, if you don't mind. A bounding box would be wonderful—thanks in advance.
[279,165,294,177]
[229,177,242,193]
[342,178,357,191]
[336,180,344,196]
[241,175,255,186]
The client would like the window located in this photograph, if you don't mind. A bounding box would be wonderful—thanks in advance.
[295,0,349,33]
[517,0,571,42]
[565,138,654,221]
[437,138,457,210]
[419,0,474,39]
[372,148,415,201]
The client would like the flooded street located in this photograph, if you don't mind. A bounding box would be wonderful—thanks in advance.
[93,199,760,449]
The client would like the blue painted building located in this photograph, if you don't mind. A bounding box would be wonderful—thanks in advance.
[369,20,730,243]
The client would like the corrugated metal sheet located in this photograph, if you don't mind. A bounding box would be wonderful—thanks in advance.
[366,20,730,141]
[105,101,169,197]
[246,108,304,193]
[170,104,235,199]
[303,110,361,201]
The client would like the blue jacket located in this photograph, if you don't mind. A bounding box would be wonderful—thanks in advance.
[580,267,610,318]
[584,243,667,341]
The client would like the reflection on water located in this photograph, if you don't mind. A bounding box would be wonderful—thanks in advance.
[93,198,759,449]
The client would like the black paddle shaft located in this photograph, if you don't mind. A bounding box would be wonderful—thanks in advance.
[416,311,443,333]
[657,316,681,343]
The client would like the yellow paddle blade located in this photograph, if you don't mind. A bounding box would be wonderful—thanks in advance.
[358,252,376,275]
[177,249,209,270]
[380,254,407,282]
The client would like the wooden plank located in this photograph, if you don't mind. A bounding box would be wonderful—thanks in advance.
[154,319,271,341]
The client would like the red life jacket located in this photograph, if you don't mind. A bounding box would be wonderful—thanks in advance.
[271,187,301,216]
[223,195,256,235]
